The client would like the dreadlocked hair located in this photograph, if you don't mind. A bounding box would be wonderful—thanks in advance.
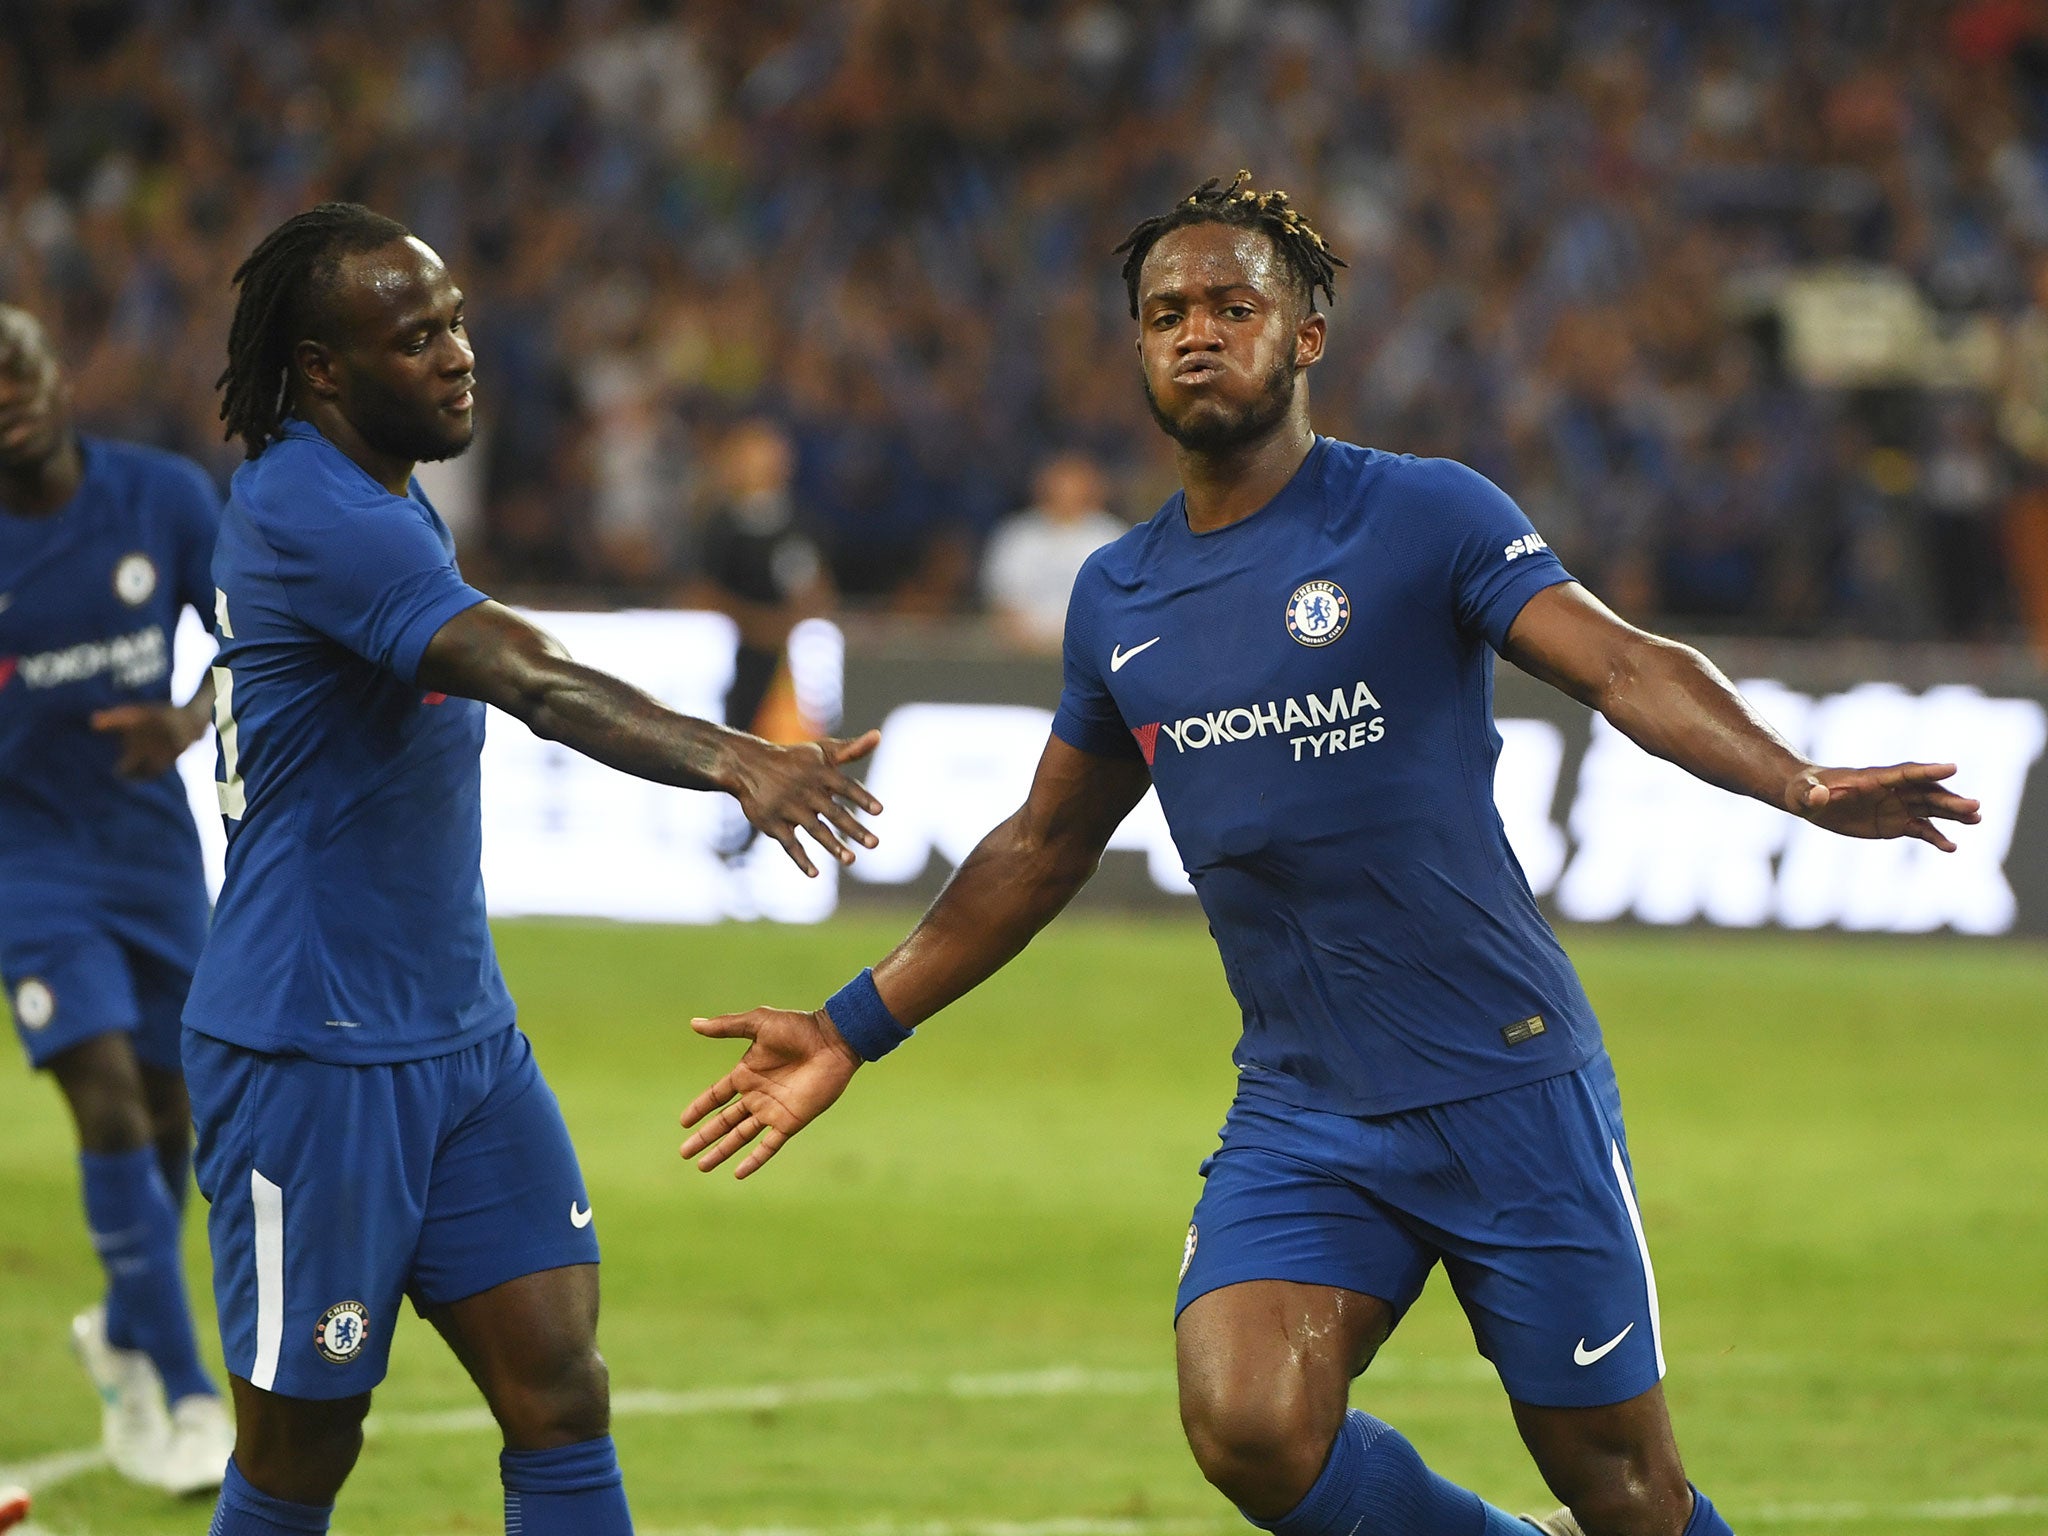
[218,202,413,458]
[1113,171,1345,320]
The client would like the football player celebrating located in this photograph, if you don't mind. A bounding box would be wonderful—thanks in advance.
[0,305,235,1495]
[191,204,881,1536]
[680,176,1982,1536]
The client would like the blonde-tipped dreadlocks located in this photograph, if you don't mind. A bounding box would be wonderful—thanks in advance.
[1113,171,1346,319]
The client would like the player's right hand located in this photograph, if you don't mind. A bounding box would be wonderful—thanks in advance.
[680,1005,862,1178]
[727,730,883,877]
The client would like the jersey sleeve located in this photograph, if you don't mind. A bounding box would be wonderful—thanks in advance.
[163,457,225,628]
[1404,457,1573,650]
[267,483,488,684]
[1049,552,1143,762]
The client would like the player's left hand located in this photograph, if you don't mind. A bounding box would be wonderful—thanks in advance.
[89,701,207,778]
[1786,762,1982,851]
[679,1005,862,1178]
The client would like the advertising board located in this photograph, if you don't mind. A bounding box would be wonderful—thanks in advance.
[175,613,2048,937]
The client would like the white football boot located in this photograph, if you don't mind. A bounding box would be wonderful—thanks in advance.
[70,1304,173,1485]
[0,1484,31,1532]
[158,1392,235,1495]
[1522,1511,1587,1536]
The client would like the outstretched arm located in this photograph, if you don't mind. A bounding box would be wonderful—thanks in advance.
[416,599,880,876]
[679,734,1153,1177]
[1501,582,1982,848]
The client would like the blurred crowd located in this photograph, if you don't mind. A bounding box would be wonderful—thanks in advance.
[7,0,2048,647]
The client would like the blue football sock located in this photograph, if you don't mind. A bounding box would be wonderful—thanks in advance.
[1684,1486,1735,1535]
[1249,1409,1526,1536]
[81,1146,216,1402]
[208,1460,333,1533]
[502,1434,633,1535]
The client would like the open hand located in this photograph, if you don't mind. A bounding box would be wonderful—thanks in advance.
[89,702,206,778]
[1786,762,1982,852]
[680,1005,862,1178]
[728,730,883,876]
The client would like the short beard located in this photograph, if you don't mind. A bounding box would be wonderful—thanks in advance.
[1143,353,1297,453]
[347,373,474,465]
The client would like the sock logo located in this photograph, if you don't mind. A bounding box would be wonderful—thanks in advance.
[12,978,53,1030]
[315,1301,371,1363]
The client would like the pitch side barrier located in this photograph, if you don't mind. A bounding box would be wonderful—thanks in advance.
[835,639,2048,941]
[169,612,2047,936]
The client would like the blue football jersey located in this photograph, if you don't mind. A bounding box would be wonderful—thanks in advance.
[183,420,511,1063]
[0,436,217,964]
[1052,439,1601,1116]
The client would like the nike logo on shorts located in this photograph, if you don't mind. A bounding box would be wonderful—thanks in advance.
[1110,637,1161,672]
[570,1202,594,1229]
[1573,1323,1634,1366]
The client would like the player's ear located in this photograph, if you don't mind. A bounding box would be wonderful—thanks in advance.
[1294,310,1327,370]
[294,338,341,401]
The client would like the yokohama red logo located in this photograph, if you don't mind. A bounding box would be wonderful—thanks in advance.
[0,658,14,690]
[1131,721,1159,765]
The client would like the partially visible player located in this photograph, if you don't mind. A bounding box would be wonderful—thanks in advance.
[678,176,1983,1536]
[191,203,882,1536]
[0,306,235,1495]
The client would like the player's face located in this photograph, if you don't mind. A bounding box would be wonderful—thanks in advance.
[310,237,476,465]
[0,333,71,475]
[1134,224,1323,453]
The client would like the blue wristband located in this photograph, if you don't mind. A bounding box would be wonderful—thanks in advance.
[823,968,914,1062]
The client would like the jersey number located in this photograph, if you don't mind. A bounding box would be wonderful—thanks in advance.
[212,589,245,820]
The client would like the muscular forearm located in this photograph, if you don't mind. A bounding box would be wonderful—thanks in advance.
[512,658,743,793]
[872,811,1101,1027]
[1595,633,1809,806]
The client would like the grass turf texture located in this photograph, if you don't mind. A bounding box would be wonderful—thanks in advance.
[1,917,2043,1535]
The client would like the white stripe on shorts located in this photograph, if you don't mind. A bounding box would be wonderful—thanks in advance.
[251,1170,285,1391]
[1608,1141,1666,1379]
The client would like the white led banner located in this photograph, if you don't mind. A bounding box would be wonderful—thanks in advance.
[175,614,2048,936]
[172,608,849,923]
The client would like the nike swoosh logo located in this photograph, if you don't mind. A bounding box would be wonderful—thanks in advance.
[570,1202,594,1229]
[1574,1323,1634,1366]
[1110,637,1161,672]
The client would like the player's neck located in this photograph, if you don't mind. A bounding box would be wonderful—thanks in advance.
[0,434,83,518]
[1175,417,1315,534]
[302,403,414,497]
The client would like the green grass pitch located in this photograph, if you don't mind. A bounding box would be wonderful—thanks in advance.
[2,916,2044,1535]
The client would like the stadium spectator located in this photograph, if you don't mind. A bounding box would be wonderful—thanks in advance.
[685,416,835,740]
[982,451,1128,652]
[0,0,2040,643]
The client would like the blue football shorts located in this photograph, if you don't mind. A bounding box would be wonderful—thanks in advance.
[185,1023,599,1400]
[3,907,195,1072]
[1175,1051,1665,1409]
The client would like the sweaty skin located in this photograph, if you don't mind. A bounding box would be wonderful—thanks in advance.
[216,226,888,1511]
[288,238,884,877]
[676,217,1983,1536]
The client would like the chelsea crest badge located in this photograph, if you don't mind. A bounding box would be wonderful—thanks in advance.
[1285,580,1349,647]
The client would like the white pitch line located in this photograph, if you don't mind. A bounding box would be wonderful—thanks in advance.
[366,1365,1179,1438]
[0,1445,104,1493]
[1752,1495,2048,1523]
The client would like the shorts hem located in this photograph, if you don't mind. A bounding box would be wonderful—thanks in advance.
[1175,1264,1411,1325]
[410,1246,600,1314]
[22,1020,166,1072]
[1495,1366,1666,1410]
